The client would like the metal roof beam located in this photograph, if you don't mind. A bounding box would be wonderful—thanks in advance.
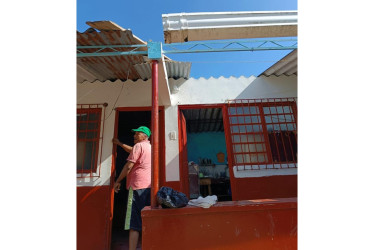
[162,39,297,54]
[77,38,297,58]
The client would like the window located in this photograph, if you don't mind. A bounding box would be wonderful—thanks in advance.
[77,106,103,174]
[227,98,297,170]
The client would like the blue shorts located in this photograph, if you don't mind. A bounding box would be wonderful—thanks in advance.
[125,187,151,231]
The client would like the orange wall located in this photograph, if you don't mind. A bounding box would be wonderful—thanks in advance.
[77,186,111,250]
[142,198,297,250]
[233,175,297,200]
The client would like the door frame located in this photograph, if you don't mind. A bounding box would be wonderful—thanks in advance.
[107,106,165,249]
[177,104,237,200]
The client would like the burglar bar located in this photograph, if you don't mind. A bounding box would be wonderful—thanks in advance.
[77,103,107,178]
[227,98,297,170]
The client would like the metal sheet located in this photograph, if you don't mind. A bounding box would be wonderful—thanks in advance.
[259,49,297,77]
[182,108,224,133]
[77,21,191,83]
[134,61,191,80]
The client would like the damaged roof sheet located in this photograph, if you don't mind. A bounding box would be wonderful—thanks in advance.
[77,21,191,83]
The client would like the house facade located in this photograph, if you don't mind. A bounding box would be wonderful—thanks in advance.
[77,20,297,250]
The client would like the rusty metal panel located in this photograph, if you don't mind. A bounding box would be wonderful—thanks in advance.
[77,27,191,83]
[77,29,145,82]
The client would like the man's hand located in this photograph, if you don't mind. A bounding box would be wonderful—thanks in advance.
[113,139,133,153]
[112,138,121,145]
[114,182,121,193]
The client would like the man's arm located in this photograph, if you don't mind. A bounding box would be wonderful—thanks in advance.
[114,161,135,193]
[113,138,133,153]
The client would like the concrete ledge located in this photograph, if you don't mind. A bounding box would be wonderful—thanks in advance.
[143,197,297,215]
[142,197,297,250]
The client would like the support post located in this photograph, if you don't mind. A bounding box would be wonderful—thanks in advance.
[151,60,159,208]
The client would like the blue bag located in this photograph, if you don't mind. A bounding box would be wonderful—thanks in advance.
[156,186,189,208]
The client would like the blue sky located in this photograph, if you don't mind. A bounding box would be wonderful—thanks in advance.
[77,0,297,78]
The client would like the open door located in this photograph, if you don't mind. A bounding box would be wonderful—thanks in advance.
[179,106,232,201]
[179,109,189,197]
[109,108,165,249]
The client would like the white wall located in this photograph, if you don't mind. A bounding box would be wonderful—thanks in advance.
[233,165,297,178]
[77,79,154,187]
[76,75,297,186]
[165,75,297,181]
[164,105,180,181]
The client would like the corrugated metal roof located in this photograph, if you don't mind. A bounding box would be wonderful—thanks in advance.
[77,21,191,83]
[165,61,191,79]
[133,61,191,81]
[182,108,224,133]
[259,49,297,77]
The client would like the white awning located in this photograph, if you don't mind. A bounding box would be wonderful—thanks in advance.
[162,11,297,43]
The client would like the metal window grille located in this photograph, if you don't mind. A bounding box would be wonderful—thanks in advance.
[227,98,297,170]
[77,103,106,178]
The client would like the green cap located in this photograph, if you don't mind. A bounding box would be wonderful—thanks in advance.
[132,126,151,137]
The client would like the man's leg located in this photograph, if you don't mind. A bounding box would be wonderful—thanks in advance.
[129,229,139,250]
[128,188,150,249]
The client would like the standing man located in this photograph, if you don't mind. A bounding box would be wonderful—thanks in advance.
[113,126,151,250]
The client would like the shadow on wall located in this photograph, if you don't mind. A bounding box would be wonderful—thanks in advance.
[169,78,187,94]
[235,75,297,100]
[164,152,181,184]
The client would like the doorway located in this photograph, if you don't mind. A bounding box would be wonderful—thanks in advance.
[110,108,164,249]
[180,106,232,202]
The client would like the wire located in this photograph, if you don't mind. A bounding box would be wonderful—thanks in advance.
[103,69,129,121]
[173,59,294,64]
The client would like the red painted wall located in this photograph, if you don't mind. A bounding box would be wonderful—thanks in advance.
[159,175,296,201]
[142,198,297,250]
[77,186,111,250]
[232,175,297,200]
